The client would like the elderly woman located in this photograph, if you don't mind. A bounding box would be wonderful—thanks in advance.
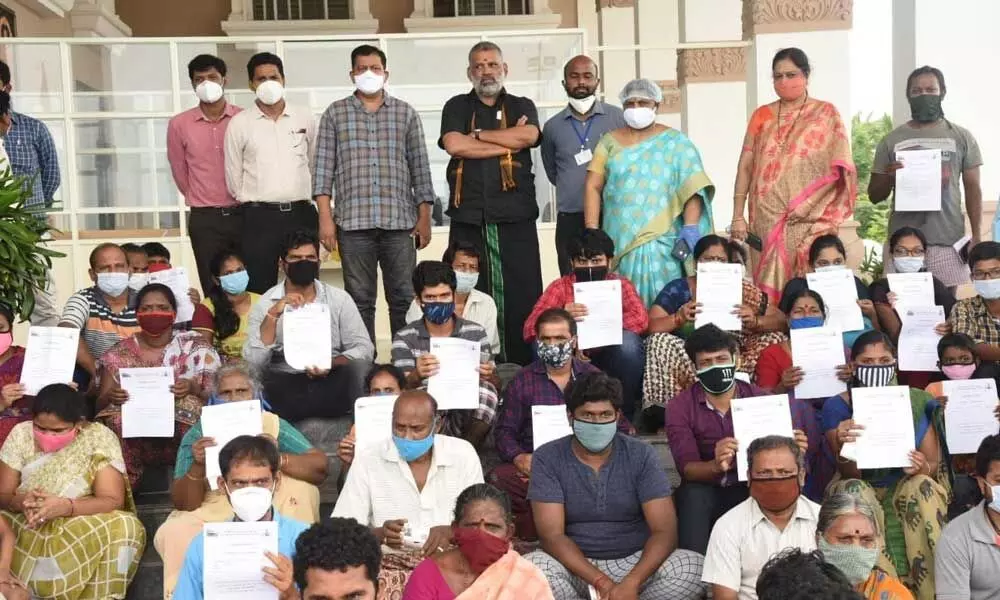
[584,77,715,307]
[402,483,552,600]
[0,384,145,599]
[816,492,913,599]
[97,283,221,488]
[0,304,31,446]
[153,362,327,598]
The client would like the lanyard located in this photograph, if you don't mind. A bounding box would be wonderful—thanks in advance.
[570,117,595,149]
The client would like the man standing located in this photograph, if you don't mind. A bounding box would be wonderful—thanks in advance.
[541,55,624,275]
[439,41,543,366]
[869,66,982,291]
[168,54,243,293]
[226,52,318,294]
[313,44,434,341]
[0,60,59,209]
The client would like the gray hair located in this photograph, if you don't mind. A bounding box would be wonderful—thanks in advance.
[212,362,261,398]
[746,435,804,473]
[817,492,880,537]
[618,78,663,104]
[468,41,503,63]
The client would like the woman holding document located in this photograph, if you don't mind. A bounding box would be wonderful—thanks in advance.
[820,330,949,600]
[0,384,145,598]
[0,305,31,445]
[97,284,221,488]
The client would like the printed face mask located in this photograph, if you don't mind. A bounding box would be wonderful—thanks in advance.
[908,94,943,122]
[537,340,574,369]
[696,362,736,395]
[853,363,896,387]
[422,302,455,325]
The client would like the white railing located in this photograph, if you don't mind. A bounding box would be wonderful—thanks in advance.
[249,0,350,21]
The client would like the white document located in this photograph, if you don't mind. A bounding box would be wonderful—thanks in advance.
[807,270,864,332]
[354,395,397,451]
[426,338,480,410]
[532,404,573,450]
[120,367,175,438]
[282,303,332,371]
[203,520,279,600]
[731,394,794,481]
[895,148,942,212]
[18,326,79,395]
[200,400,263,490]
[852,386,915,470]
[897,305,945,372]
[942,379,1000,454]
[694,262,743,331]
[574,280,623,350]
[887,273,935,308]
[791,326,847,399]
[148,267,195,323]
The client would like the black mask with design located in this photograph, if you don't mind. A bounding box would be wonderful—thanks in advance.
[908,94,943,123]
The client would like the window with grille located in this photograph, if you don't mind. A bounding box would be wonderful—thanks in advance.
[252,0,350,20]
[433,0,530,17]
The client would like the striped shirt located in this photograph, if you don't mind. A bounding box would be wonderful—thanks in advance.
[391,316,493,373]
[59,287,140,361]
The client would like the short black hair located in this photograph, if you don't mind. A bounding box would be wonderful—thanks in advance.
[808,234,846,265]
[535,307,577,337]
[454,483,512,523]
[779,288,826,317]
[281,230,320,258]
[851,329,895,359]
[772,48,811,78]
[0,91,9,117]
[247,52,284,81]
[365,363,407,392]
[220,435,280,478]
[567,229,615,261]
[141,242,170,261]
[120,242,144,256]
[351,44,387,70]
[293,518,381,592]
[32,383,85,423]
[187,54,227,80]
[136,282,177,311]
[562,55,598,80]
[888,226,927,253]
[757,548,863,600]
[906,65,946,98]
[975,434,1000,479]
[442,240,480,266]
[684,324,739,362]
[0,60,9,87]
[565,371,623,412]
[747,434,803,473]
[88,242,125,269]
[937,332,977,360]
[969,241,1000,271]
[693,234,728,261]
[726,240,748,265]
[412,260,456,296]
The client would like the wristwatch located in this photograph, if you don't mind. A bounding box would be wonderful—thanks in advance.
[473,128,482,140]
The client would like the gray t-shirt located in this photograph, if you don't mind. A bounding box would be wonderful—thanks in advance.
[934,501,1000,600]
[527,433,672,559]
[873,120,982,246]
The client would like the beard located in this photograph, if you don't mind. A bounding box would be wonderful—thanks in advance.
[567,85,596,99]
[474,76,504,97]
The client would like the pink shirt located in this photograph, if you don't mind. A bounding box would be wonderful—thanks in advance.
[166,103,241,208]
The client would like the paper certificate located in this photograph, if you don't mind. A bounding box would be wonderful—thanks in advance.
[942,379,1000,454]
[791,326,847,399]
[531,404,573,450]
[694,263,743,331]
[120,367,174,438]
[282,303,332,371]
[731,394,794,481]
[887,273,935,308]
[148,267,195,323]
[203,520,279,600]
[19,326,79,395]
[573,280,623,350]
[426,338,480,410]
[354,395,397,451]
[897,305,945,372]
[852,386,915,470]
[200,400,263,490]
[807,270,864,332]
[895,149,942,212]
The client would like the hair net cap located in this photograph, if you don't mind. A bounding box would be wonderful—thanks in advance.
[619,78,663,104]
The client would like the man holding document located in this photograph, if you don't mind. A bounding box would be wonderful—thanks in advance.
[951,241,1000,363]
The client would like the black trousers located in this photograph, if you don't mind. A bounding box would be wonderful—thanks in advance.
[675,481,750,554]
[188,206,244,293]
[555,211,586,276]
[261,359,369,423]
[242,201,318,294]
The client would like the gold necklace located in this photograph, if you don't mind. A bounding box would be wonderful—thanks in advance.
[776,94,808,152]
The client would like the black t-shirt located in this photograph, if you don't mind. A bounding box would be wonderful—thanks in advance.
[869,274,957,318]
[438,89,541,225]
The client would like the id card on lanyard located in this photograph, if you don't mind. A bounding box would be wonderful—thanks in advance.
[572,117,595,166]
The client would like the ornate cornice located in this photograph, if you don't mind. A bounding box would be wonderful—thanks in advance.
[656,80,681,114]
[677,47,747,86]
[597,0,634,8]
[743,0,853,37]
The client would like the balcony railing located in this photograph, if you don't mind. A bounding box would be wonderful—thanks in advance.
[433,0,529,17]
[251,0,350,20]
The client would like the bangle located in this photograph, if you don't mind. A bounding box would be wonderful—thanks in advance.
[185,471,202,482]
[280,454,288,470]
[68,498,74,517]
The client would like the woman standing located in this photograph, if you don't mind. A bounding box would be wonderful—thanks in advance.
[191,251,261,363]
[584,78,714,307]
[731,48,857,303]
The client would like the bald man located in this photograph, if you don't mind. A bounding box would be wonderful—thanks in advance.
[541,55,625,274]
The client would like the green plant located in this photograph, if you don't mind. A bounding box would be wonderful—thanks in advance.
[851,113,894,243]
[857,245,884,285]
[0,168,63,319]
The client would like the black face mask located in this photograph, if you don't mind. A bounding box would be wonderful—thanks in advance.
[574,266,608,283]
[285,260,319,287]
[908,94,943,123]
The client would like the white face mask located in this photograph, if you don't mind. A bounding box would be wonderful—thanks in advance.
[623,106,656,130]
[128,273,148,292]
[96,272,129,297]
[226,483,274,522]
[455,271,479,295]
[255,80,284,106]
[354,70,385,96]
[989,484,1000,514]
[568,95,596,114]
[195,80,224,104]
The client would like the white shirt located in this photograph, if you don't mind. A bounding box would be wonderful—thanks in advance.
[405,289,500,357]
[702,495,820,600]
[224,102,317,203]
[331,434,484,539]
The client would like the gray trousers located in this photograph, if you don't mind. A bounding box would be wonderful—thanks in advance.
[526,548,707,600]
[338,228,417,342]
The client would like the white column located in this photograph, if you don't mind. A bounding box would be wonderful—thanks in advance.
[352,0,374,20]
[637,0,681,128]
[595,0,638,105]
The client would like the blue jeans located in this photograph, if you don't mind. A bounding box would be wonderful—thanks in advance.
[590,330,645,421]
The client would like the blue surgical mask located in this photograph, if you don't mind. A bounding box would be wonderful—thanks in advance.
[989,485,1000,514]
[219,270,250,295]
[975,279,1000,301]
[96,272,129,297]
[790,316,824,330]
[892,256,924,274]
[572,419,617,453]
[455,271,479,295]
[207,394,272,412]
[422,301,455,325]
[392,432,435,462]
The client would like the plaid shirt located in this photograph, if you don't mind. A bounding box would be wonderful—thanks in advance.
[950,295,1000,346]
[5,112,60,207]
[312,93,434,231]
[522,273,649,342]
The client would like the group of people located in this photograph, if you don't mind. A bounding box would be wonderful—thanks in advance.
[0,34,996,600]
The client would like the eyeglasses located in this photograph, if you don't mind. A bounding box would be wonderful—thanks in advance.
[972,268,1000,280]
[891,247,925,258]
